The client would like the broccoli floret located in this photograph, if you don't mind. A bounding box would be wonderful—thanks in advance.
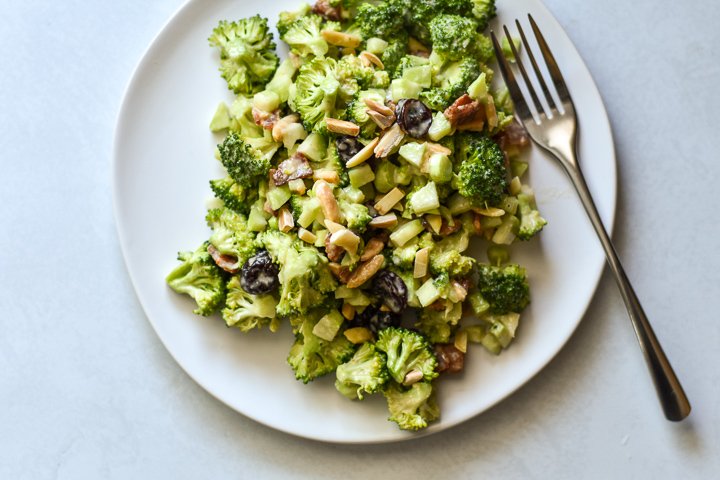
[289,57,340,132]
[338,200,372,232]
[429,15,482,61]
[384,381,440,431]
[208,16,279,95]
[337,55,375,90]
[225,97,281,161]
[415,301,463,343]
[280,14,329,57]
[166,242,226,316]
[516,190,547,240]
[470,0,496,30]
[429,249,475,276]
[335,342,389,399]
[277,3,312,36]
[405,0,473,45]
[206,208,259,270]
[381,35,409,75]
[218,132,272,189]
[455,132,508,206]
[209,176,257,215]
[355,1,406,40]
[345,89,385,136]
[477,263,530,314]
[375,327,438,384]
[311,143,349,187]
[288,308,356,383]
[390,233,433,270]
[222,276,278,331]
[420,57,480,110]
[261,230,337,316]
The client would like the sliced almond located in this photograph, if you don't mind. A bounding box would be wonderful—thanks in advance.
[451,280,468,302]
[346,254,385,288]
[374,187,405,215]
[330,228,360,255]
[454,330,468,354]
[298,227,317,244]
[278,207,294,232]
[359,51,384,69]
[324,219,344,234]
[413,247,430,279]
[341,302,356,321]
[473,206,505,217]
[368,213,398,229]
[456,118,485,132]
[425,214,442,235]
[321,29,361,48]
[472,212,483,235]
[325,117,360,136]
[314,180,340,223]
[344,326,373,344]
[374,124,405,158]
[271,114,301,142]
[328,262,352,283]
[360,237,385,262]
[313,169,340,184]
[426,142,452,156]
[485,95,498,129]
[367,110,395,130]
[364,98,394,117]
[345,137,379,168]
[402,369,424,386]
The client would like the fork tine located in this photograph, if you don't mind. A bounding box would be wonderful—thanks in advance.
[502,24,543,115]
[528,14,572,103]
[490,31,533,122]
[515,19,557,111]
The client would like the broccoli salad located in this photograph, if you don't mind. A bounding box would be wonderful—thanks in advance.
[166,0,547,431]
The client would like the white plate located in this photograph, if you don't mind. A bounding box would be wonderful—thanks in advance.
[114,0,616,443]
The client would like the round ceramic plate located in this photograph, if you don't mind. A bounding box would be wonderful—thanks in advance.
[114,0,616,443]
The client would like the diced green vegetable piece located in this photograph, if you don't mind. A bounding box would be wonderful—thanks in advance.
[480,216,503,229]
[480,332,502,355]
[297,196,321,228]
[391,78,422,101]
[402,65,432,88]
[266,58,297,103]
[209,102,231,132]
[398,142,426,168]
[427,112,452,142]
[491,215,520,245]
[500,196,519,215]
[247,204,268,232]
[297,132,327,162]
[408,182,440,214]
[510,160,529,178]
[489,320,512,348]
[427,153,452,183]
[467,291,490,317]
[253,90,280,112]
[340,185,365,204]
[348,164,375,188]
[335,286,373,306]
[416,279,441,307]
[464,325,486,343]
[447,193,473,215]
[312,310,345,342]
[267,184,292,211]
[389,219,424,247]
[366,37,389,54]
[314,229,328,248]
[467,72,488,100]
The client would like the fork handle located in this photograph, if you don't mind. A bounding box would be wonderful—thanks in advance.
[563,165,691,421]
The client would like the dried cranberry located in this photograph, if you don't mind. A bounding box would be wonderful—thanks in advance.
[373,270,408,314]
[240,250,279,295]
[396,99,432,138]
[336,135,363,163]
[350,305,401,334]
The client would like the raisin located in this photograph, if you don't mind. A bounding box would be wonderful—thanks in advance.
[240,250,279,295]
[396,99,432,138]
[350,305,400,334]
[373,270,408,314]
[336,135,363,163]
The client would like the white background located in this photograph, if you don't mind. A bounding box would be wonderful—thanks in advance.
[1,0,718,478]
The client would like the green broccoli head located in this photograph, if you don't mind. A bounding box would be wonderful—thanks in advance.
[335,342,389,399]
[226,97,281,161]
[260,230,338,317]
[337,55,375,90]
[420,57,480,111]
[205,208,259,270]
[288,308,356,383]
[381,35,409,75]
[405,0,474,45]
[289,57,340,132]
[477,263,530,314]
[384,381,440,431]
[218,132,271,188]
[455,132,508,206]
[355,0,406,40]
[516,191,547,240]
[166,242,226,316]
[429,249,476,276]
[280,13,329,57]
[208,16,279,95]
[429,15,482,61]
[209,176,258,215]
[345,89,385,136]
[222,276,278,331]
[414,301,463,343]
[470,0,496,30]
[277,3,312,36]
[338,200,372,232]
[375,327,439,384]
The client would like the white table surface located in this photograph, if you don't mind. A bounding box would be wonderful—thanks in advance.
[1,0,718,478]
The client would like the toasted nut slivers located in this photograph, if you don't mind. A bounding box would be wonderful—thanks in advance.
[271,114,301,142]
[454,330,468,354]
[321,29,361,48]
[367,110,395,130]
[485,95,498,129]
[413,247,430,279]
[345,137,379,168]
[473,213,483,235]
[313,169,340,184]
[451,280,468,302]
[368,213,398,229]
[374,187,405,215]
[426,142,452,156]
[342,302,356,321]
[288,178,307,194]
[326,117,360,136]
[314,180,341,223]
[402,369,424,386]
[278,207,294,232]
[425,214,442,235]
[298,227,317,244]
[344,326,374,344]
[324,219,344,234]
[328,262,352,283]
[456,118,485,132]
[364,98,394,117]
[473,206,505,217]
[359,51,384,69]
[346,254,385,288]
[374,124,405,158]
[330,228,360,255]
[360,237,385,262]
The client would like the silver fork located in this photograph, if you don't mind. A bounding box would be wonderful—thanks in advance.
[491,15,691,421]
